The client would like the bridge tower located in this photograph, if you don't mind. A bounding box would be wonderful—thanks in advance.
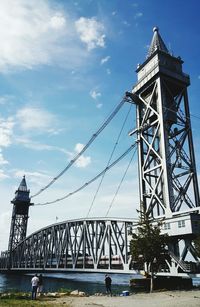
[8,176,32,252]
[128,27,200,274]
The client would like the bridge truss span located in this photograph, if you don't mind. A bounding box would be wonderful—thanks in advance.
[4,218,134,273]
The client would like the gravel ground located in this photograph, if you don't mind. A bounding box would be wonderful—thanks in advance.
[52,290,200,307]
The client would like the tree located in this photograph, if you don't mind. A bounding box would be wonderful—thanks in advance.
[130,213,168,292]
[193,236,200,258]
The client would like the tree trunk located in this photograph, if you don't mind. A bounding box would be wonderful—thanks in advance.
[150,263,154,293]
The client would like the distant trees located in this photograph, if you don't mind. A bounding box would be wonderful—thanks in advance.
[130,213,168,292]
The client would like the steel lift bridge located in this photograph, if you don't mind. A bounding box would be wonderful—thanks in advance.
[1,28,200,277]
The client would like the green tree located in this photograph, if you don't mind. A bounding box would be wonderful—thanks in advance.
[193,236,200,258]
[130,213,168,292]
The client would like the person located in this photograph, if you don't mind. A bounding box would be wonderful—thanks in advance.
[31,274,39,300]
[37,273,43,296]
[105,274,112,296]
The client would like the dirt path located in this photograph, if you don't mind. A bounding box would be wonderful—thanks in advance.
[52,290,200,307]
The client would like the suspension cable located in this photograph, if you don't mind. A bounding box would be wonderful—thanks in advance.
[34,142,137,206]
[86,104,133,218]
[31,97,126,199]
[105,145,137,217]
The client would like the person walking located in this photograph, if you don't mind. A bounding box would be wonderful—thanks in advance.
[37,273,43,296]
[105,274,112,296]
[31,274,39,300]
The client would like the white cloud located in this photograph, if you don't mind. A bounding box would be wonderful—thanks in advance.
[0,150,9,165]
[0,211,12,250]
[0,117,14,147]
[75,143,84,152]
[90,90,101,100]
[106,68,111,75]
[0,1,68,71]
[0,1,105,72]
[75,155,91,168]
[111,11,117,16]
[15,136,67,153]
[0,118,14,175]
[0,169,9,179]
[69,143,91,168]
[50,13,66,29]
[75,17,106,50]
[16,107,58,134]
[134,12,143,19]
[97,103,103,109]
[13,169,50,186]
[123,20,131,26]
[100,56,110,65]
[0,95,15,105]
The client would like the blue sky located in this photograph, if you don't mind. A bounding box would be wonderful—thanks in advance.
[0,0,200,251]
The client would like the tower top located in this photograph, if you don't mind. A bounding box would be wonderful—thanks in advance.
[12,176,30,203]
[18,175,28,192]
[147,26,169,58]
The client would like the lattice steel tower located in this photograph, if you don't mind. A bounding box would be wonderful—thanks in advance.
[127,27,200,273]
[8,176,32,252]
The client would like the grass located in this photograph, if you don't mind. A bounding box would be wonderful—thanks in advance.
[0,292,71,306]
[57,287,71,294]
[0,299,56,306]
[0,298,71,307]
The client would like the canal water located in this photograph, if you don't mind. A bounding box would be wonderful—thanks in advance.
[0,272,137,295]
[1,273,199,294]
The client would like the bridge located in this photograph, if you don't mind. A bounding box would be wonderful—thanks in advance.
[1,27,200,277]
[1,218,133,273]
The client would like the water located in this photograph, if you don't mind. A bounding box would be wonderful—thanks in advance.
[1,273,199,294]
[192,277,200,287]
[0,272,137,295]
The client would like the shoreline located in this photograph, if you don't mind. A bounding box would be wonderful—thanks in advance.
[1,289,200,307]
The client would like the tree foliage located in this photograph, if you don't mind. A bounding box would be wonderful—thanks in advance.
[130,213,168,291]
[193,236,200,258]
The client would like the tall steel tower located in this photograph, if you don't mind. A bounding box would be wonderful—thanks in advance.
[127,27,200,274]
[8,176,32,252]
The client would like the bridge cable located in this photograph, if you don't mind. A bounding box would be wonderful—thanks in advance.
[86,103,133,217]
[34,142,137,206]
[105,145,137,217]
[31,97,126,199]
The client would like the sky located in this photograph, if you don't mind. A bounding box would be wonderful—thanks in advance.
[0,0,200,251]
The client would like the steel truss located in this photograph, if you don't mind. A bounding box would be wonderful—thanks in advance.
[7,176,31,255]
[131,78,200,218]
[8,215,29,251]
[0,218,134,273]
[127,28,200,276]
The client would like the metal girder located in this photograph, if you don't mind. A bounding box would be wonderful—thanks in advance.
[130,78,200,219]
[0,218,134,273]
[129,77,200,275]
[127,28,200,277]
